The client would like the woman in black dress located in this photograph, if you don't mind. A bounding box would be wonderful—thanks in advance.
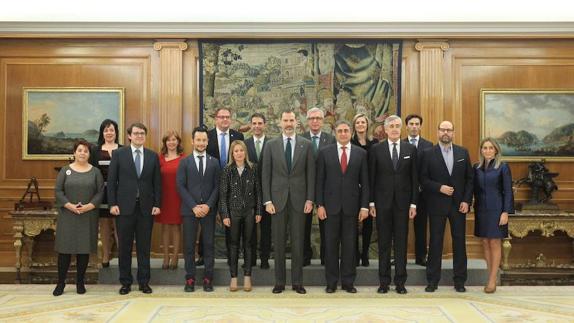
[473,138,514,293]
[219,140,262,292]
[89,119,121,268]
[350,113,378,267]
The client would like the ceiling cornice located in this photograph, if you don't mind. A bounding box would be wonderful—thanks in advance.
[1,22,574,39]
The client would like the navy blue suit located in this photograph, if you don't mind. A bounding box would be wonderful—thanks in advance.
[176,152,220,280]
[473,162,514,238]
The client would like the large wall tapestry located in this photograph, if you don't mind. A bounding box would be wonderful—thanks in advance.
[200,41,402,135]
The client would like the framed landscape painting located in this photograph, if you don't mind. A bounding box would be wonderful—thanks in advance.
[22,87,125,160]
[480,89,574,162]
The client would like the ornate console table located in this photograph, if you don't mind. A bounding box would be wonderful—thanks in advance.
[502,210,574,271]
[10,209,102,283]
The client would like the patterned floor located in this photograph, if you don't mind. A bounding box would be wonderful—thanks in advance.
[0,285,573,322]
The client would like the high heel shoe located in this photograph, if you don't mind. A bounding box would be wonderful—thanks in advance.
[169,257,178,270]
[162,258,169,270]
[484,285,497,294]
[229,277,238,292]
[101,262,110,268]
[77,282,86,294]
[53,283,65,296]
[243,276,252,292]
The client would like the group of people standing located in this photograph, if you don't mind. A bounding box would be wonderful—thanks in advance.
[52,106,514,296]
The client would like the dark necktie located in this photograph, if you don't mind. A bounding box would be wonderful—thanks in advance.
[312,135,319,154]
[340,146,348,174]
[197,155,204,178]
[392,142,398,170]
[255,139,261,160]
[285,137,292,174]
[135,149,142,177]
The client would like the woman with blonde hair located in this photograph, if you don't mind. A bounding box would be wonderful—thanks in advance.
[156,130,184,269]
[351,113,378,266]
[219,140,262,292]
[473,137,514,293]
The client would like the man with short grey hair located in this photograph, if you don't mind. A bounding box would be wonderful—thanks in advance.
[302,106,336,266]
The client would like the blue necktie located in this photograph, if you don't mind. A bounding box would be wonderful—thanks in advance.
[219,133,227,168]
[135,149,142,177]
[410,138,417,147]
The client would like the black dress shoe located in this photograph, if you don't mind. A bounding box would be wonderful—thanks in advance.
[292,285,307,294]
[361,258,370,267]
[119,285,131,295]
[260,259,270,269]
[415,259,427,267]
[377,284,389,294]
[76,283,86,294]
[395,285,407,294]
[102,262,110,268]
[303,259,311,267]
[342,285,357,293]
[139,284,153,294]
[320,259,325,266]
[325,286,336,293]
[184,279,195,292]
[390,259,396,266]
[454,285,466,293]
[272,285,285,294]
[203,278,214,292]
[425,285,437,292]
[53,283,65,296]
[195,258,204,267]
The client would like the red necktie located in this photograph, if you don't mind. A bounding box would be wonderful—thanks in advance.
[341,146,348,174]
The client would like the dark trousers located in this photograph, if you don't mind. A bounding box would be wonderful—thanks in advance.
[273,201,305,286]
[413,199,428,262]
[57,253,89,284]
[426,208,468,286]
[229,208,256,277]
[183,213,215,280]
[250,210,272,262]
[324,211,357,287]
[376,206,409,286]
[357,216,373,260]
[115,205,153,286]
[303,212,313,262]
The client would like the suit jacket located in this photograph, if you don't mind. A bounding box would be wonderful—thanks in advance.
[369,140,418,209]
[420,144,474,216]
[245,135,271,173]
[315,144,369,216]
[207,128,244,162]
[176,153,220,217]
[302,131,336,158]
[218,163,263,219]
[107,146,161,216]
[261,135,315,213]
[402,136,433,167]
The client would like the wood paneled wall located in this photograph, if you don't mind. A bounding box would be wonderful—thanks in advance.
[0,38,573,268]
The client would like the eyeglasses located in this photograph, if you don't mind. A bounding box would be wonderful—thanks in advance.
[438,128,454,133]
[131,132,146,136]
[308,117,323,121]
[216,115,231,120]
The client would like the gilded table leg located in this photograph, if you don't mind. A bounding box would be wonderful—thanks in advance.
[25,235,35,267]
[13,223,24,283]
[97,231,103,268]
[502,237,512,270]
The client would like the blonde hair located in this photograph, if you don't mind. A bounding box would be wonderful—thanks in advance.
[477,137,502,169]
[228,140,253,168]
[351,113,373,141]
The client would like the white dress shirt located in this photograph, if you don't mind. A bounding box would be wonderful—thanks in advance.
[216,128,231,156]
[193,150,206,175]
[130,144,144,172]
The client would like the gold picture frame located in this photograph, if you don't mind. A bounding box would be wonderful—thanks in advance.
[22,87,125,160]
[480,89,574,162]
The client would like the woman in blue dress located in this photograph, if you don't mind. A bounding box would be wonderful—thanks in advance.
[473,137,514,294]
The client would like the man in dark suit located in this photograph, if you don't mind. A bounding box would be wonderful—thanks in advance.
[206,107,244,263]
[245,112,272,269]
[301,107,336,266]
[369,115,418,294]
[262,110,315,294]
[177,126,221,292]
[316,120,369,294]
[108,122,161,295]
[403,114,434,266]
[420,120,474,293]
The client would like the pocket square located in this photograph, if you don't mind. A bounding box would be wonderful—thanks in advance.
[457,158,465,162]
[403,156,411,159]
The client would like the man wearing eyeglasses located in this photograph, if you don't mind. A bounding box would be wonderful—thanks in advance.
[420,121,474,293]
[301,107,335,266]
[108,122,161,295]
[206,107,244,264]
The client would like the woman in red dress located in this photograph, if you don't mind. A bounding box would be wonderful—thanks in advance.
[156,130,184,269]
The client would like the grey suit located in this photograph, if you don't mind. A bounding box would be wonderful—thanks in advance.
[262,135,315,286]
[301,131,336,263]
